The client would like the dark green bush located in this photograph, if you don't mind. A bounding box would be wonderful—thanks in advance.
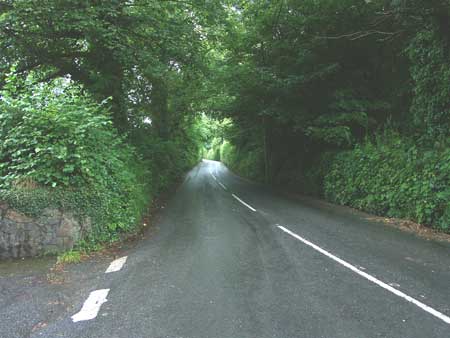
[220,140,265,182]
[0,77,151,245]
[0,78,129,189]
[324,132,450,231]
[407,26,450,140]
[130,119,203,193]
[274,151,337,197]
[0,74,204,248]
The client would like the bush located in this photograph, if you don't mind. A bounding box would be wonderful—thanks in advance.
[407,26,450,140]
[204,136,222,161]
[0,77,150,245]
[57,250,82,264]
[130,118,203,193]
[273,151,336,197]
[220,141,234,164]
[324,131,450,231]
[220,140,265,181]
[0,78,126,189]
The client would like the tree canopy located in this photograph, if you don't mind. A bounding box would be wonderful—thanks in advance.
[1,0,449,235]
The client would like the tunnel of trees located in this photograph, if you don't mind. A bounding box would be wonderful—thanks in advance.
[0,0,449,247]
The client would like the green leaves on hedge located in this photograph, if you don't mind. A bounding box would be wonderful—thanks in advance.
[324,132,450,231]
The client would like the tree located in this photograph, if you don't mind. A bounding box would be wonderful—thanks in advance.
[0,0,225,135]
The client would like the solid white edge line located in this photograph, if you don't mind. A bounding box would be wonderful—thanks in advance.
[71,289,110,323]
[277,225,450,325]
[105,256,128,274]
[218,181,227,191]
[232,194,256,212]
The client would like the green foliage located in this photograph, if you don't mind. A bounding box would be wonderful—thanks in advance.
[407,26,450,140]
[1,76,122,188]
[273,151,336,197]
[206,147,221,161]
[0,74,204,248]
[212,0,395,147]
[205,138,222,161]
[57,250,82,264]
[0,0,226,131]
[220,140,265,182]
[324,132,450,231]
[0,187,93,220]
[219,141,234,164]
[199,116,232,161]
[204,1,450,231]
[0,1,220,251]
[130,117,203,191]
[0,76,150,243]
[1,0,449,238]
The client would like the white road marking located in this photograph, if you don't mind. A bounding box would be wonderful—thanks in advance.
[218,181,227,191]
[277,225,450,325]
[71,289,110,323]
[210,171,227,190]
[105,256,128,273]
[232,194,256,212]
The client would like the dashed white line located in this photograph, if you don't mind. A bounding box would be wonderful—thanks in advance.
[71,289,110,323]
[277,225,450,325]
[105,256,128,273]
[211,172,227,190]
[218,181,227,191]
[232,194,256,212]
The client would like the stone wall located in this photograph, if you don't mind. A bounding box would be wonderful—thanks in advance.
[0,202,90,258]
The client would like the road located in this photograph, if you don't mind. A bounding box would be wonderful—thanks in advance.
[2,160,450,338]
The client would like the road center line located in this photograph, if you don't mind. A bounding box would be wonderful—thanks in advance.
[277,225,450,325]
[211,173,217,181]
[71,289,110,323]
[105,256,128,273]
[218,181,227,191]
[232,194,256,212]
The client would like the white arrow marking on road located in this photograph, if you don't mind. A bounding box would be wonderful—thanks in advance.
[105,256,128,273]
[232,194,256,212]
[277,225,450,325]
[71,289,110,323]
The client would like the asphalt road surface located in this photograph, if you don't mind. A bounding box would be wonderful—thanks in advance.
[2,160,450,338]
